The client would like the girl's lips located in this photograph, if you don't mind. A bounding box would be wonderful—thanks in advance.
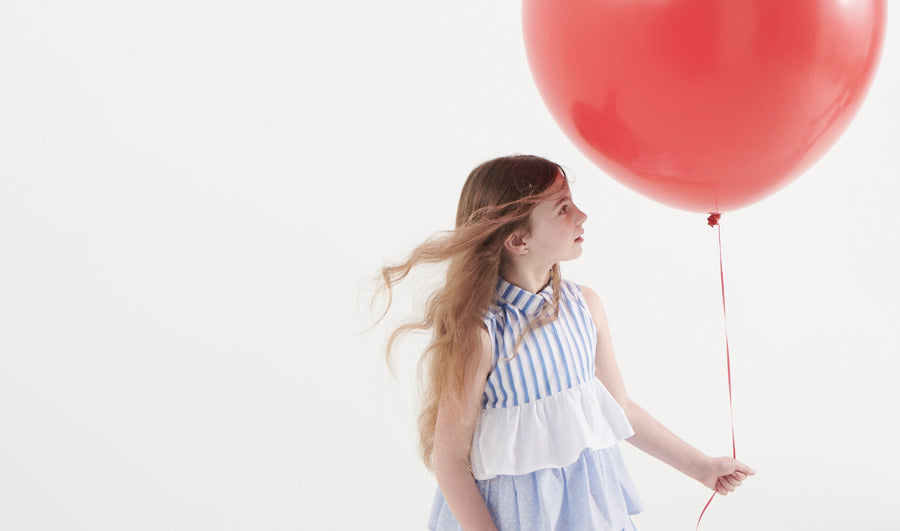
[575,236,583,242]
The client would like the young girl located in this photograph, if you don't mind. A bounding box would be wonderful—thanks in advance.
[376,155,755,530]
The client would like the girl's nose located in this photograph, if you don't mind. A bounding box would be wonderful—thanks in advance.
[577,207,587,224]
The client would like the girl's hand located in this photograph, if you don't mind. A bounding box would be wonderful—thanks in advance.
[696,457,757,495]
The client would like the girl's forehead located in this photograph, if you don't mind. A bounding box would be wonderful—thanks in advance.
[544,175,571,200]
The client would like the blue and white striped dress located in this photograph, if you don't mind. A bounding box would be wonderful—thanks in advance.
[429,276,644,530]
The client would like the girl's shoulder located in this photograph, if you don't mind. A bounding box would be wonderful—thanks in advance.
[483,300,501,320]
[559,278,581,294]
[481,301,503,335]
[559,278,591,308]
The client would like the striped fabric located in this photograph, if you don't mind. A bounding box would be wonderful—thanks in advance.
[482,276,599,409]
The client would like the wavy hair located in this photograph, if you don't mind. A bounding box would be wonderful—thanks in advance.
[373,155,568,470]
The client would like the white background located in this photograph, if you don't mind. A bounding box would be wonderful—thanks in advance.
[1,2,899,530]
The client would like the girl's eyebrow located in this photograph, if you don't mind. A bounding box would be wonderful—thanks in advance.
[554,194,572,206]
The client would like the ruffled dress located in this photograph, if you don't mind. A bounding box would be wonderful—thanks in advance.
[428,277,644,530]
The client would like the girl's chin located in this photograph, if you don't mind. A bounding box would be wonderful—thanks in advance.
[562,248,584,262]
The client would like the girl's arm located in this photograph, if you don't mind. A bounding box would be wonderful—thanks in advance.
[579,285,756,495]
[432,327,498,531]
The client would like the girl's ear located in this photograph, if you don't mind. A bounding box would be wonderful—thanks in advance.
[504,231,528,255]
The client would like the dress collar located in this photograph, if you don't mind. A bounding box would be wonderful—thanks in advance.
[496,276,554,316]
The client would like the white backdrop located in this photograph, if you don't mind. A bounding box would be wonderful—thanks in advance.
[2,2,898,530]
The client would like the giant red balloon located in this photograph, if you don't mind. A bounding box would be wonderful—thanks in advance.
[523,0,886,213]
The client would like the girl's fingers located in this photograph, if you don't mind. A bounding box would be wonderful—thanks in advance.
[735,461,757,475]
[714,463,756,495]
[717,480,730,493]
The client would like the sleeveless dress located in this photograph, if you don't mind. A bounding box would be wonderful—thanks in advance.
[428,276,644,530]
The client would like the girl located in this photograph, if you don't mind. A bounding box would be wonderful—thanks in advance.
[376,155,755,530]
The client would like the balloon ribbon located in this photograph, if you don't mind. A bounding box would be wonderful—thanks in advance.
[696,212,736,530]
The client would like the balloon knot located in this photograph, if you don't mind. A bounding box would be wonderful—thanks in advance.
[707,213,721,227]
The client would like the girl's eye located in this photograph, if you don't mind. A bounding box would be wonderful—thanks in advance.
[559,205,568,214]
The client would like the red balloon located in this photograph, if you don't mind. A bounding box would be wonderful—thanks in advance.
[522,0,886,213]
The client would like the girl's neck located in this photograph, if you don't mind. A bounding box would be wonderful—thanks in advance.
[500,263,553,294]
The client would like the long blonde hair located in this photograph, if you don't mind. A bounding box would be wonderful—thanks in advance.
[374,155,567,470]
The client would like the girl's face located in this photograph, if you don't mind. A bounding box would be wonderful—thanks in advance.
[525,175,587,264]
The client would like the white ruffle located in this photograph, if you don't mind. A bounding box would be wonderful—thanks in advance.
[470,377,634,481]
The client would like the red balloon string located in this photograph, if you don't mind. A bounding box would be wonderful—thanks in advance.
[696,491,717,531]
[696,212,737,531]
